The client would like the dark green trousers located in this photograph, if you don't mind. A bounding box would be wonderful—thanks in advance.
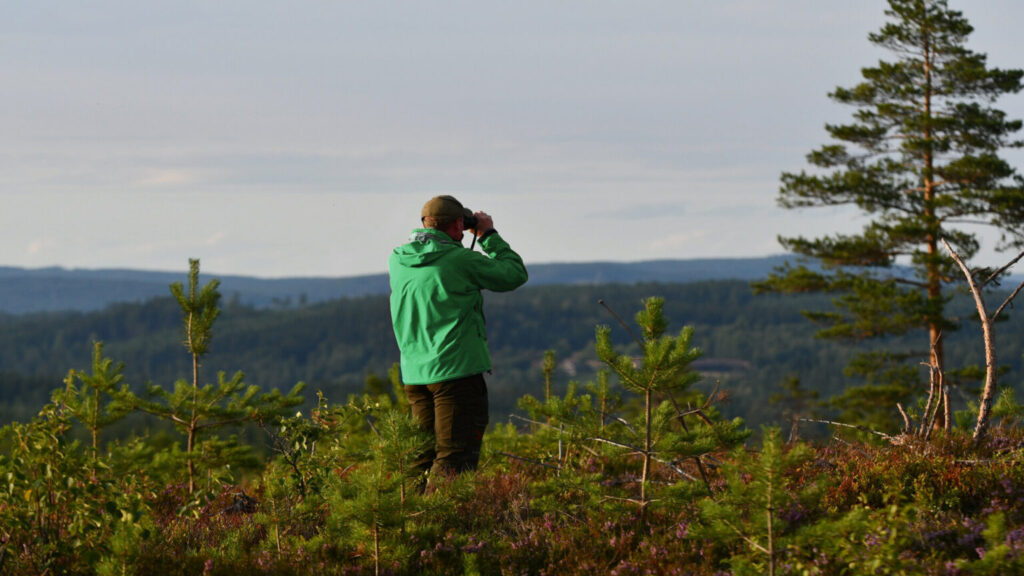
[405,373,489,477]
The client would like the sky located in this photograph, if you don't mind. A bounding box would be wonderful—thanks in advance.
[3,1,1024,279]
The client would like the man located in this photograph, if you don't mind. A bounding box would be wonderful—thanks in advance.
[388,195,528,480]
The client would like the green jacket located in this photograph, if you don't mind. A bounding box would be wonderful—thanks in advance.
[388,228,528,385]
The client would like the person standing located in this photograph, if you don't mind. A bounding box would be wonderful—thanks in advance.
[388,195,528,481]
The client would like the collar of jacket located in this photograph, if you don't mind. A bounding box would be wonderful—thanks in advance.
[410,229,461,246]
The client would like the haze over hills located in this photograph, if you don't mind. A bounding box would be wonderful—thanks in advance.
[3,255,1020,315]
[0,256,798,314]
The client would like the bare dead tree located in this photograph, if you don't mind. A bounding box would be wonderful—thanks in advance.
[941,240,1024,442]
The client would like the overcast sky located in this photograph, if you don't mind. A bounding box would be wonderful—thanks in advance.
[3,1,1023,278]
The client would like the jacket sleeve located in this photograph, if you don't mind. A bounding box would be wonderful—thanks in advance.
[464,232,528,292]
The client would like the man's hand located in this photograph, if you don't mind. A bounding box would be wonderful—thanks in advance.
[472,211,494,237]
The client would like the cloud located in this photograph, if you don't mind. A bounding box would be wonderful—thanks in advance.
[588,201,689,221]
[134,169,195,188]
[648,230,710,252]
[205,231,228,247]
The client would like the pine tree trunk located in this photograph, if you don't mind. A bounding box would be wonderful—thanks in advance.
[921,24,949,432]
[641,386,652,513]
[187,351,200,494]
[767,464,775,576]
[373,522,381,576]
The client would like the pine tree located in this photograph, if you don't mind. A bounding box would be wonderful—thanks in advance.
[756,0,1024,431]
[698,428,816,576]
[52,341,133,472]
[595,297,748,517]
[324,397,433,576]
[131,259,305,494]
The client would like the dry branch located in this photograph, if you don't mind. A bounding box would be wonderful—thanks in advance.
[942,239,998,442]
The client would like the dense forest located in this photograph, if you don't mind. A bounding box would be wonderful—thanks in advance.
[2,279,1020,433]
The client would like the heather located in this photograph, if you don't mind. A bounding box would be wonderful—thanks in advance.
[5,391,1024,575]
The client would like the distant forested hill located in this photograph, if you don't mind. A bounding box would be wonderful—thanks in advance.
[0,257,803,314]
[0,265,389,314]
[2,279,1020,430]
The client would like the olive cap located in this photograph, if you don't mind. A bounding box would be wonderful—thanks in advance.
[421,195,472,222]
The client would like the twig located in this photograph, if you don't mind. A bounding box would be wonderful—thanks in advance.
[720,518,769,555]
[921,362,944,440]
[801,418,897,443]
[896,403,911,433]
[599,299,643,348]
[829,435,873,459]
[982,249,1024,288]
[509,413,554,429]
[690,408,717,429]
[495,451,562,471]
[953,459,1024,466]
[993,278,1024,321]
[600,495,661,506]
[259,420,309,498]
[365,415,382,440]
[613,416,638,434]
[589,436,647,453]
[919,333,943,437]
[588,437,699,481]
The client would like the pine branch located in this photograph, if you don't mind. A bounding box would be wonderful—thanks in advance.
[194,417,252,433]
[893,277,930,289]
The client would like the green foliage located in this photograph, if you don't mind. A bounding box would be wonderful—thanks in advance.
[956,387,1024,432]
[323,398,436,575]
[520,297,754,520]
[52,341,134,460]
[170,259,221,360]
[0,404,156,576]
[697,428,819,575]
[129,260,306,494]
[595,298,702,398]
[513,377,614,517]
[7,307,1024,573]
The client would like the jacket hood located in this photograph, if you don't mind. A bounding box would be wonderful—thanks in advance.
[391,228,463,267]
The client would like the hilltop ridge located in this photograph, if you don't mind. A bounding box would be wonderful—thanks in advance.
[0,256,797,314]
